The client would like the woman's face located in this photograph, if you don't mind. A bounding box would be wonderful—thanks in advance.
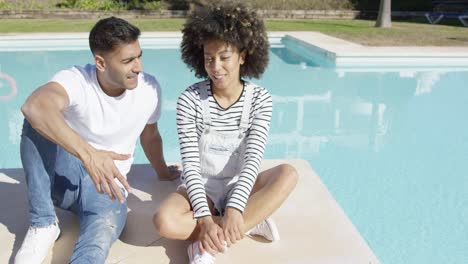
[203,39,246,91]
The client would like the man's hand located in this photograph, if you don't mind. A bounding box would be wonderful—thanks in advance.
[82,149,131,203]
[197,216,226,256]
[221,208,245,247]
[158,164,181,181]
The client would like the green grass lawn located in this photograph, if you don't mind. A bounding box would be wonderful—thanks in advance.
[1,18,467,46]
[268,19,468,46]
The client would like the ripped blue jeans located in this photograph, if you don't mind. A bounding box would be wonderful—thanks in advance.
[20,120,127,264]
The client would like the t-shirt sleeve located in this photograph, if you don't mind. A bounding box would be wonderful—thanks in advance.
[49,68,85,108]
[146,75,162,124]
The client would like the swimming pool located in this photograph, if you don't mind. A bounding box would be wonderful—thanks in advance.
[1,34,467,264]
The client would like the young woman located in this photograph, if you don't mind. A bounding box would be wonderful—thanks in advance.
[154,3,298,263]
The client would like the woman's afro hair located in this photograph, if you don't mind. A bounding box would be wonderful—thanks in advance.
[181,2,269,79]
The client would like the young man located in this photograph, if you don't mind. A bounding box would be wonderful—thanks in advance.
[14,17,179,264]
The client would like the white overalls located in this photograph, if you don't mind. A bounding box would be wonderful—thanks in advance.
[182,83,253,215]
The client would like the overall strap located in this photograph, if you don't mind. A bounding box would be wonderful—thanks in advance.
[199,82,212,127]
[240,83,253,132]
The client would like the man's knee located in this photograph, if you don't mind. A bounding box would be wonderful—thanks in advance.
[97,218,121,247]
[82,202,127,243]
[91,211,124,243]
[73,210,126,262]
[70,233,111,264]
[102,205,127,239]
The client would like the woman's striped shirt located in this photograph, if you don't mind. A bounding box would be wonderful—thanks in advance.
[176,80,272,218]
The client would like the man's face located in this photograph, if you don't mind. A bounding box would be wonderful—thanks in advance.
[96,40,143,96]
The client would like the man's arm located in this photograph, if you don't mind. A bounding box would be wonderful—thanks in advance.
[21,82,130,202]
[140,123,180,180]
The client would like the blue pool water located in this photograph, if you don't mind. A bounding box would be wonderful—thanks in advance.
[1,36,468,264]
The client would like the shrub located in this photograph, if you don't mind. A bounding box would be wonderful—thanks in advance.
[57,0,121,10]
[351,0,432,11]
[164,0,354,10]
[54,0,167,10]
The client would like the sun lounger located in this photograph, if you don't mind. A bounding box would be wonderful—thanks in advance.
[425,0,468,26]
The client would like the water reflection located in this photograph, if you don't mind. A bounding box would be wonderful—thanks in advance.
[263,66,462,158]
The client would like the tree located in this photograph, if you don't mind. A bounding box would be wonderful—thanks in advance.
[375,0,392,28]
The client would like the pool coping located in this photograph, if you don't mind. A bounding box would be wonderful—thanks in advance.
[283,31,468,67]
[1,31,468,67]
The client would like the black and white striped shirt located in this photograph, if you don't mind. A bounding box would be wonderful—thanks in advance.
[177,80,272,217]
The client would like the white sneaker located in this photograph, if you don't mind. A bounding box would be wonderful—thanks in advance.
[187,241,216,264]
[14,222,61,264]
[246,217,280,241]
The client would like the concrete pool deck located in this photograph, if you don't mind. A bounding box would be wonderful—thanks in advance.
[0,159,380,263]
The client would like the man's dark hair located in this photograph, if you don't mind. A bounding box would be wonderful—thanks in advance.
[89,16,141,55]
[181,2,269,79]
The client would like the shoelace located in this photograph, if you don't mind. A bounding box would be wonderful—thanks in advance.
[19,227,42,252]
[25,226,42,240]
[21,225,58,251]
[194,255,214,264]
[253,220,273,240]
[192,247,214,264]
[257,220,269,235]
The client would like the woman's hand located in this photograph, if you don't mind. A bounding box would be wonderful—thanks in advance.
[221,207,245,247]
[197,216,226,255]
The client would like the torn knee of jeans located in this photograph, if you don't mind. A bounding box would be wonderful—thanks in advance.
[104,213,119,229]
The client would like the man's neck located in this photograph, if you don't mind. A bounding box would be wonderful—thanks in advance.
[96,70,125,97]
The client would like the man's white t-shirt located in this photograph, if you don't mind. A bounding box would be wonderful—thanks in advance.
[51,64,161,179]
